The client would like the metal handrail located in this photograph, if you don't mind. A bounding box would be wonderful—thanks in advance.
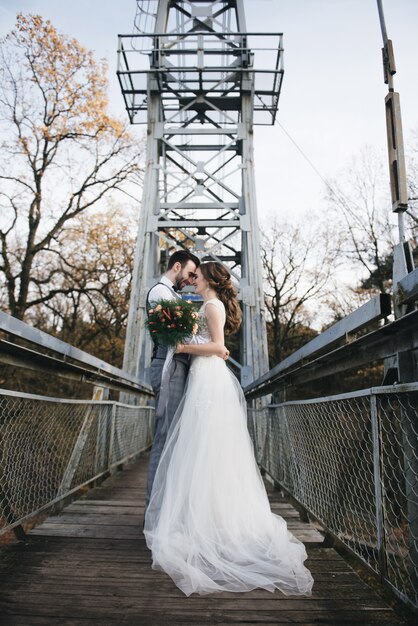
[244,307,418,400]
[0,310,152,397]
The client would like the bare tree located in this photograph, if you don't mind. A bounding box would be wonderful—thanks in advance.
[406,130,418,245]
[26,206,136,365]
[0,14,141,320]
[326,147,395,294]
[260,216,337,365]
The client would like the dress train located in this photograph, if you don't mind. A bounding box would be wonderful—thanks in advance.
[144,333,314,596]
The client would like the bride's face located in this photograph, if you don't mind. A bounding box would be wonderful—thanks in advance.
[193,267,208,295]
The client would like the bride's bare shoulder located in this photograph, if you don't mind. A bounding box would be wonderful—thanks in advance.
[203,298,224,312]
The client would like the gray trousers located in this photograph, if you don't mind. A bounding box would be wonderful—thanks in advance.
[145,350,190,509]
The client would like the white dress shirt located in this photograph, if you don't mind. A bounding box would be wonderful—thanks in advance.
[147,275,180,305]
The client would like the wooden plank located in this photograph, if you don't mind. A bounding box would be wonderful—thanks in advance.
[0,561,363,579]
[0,566,357,580]
[67,499,145,506]
[42,514,143,525]
[0,572,377,588]
[2,535,339,556]
[29,525,142,539]
[0,457,409,626]
[1,615,399,626]
[0,604,407,624]
[65,505,143,514]
[29,524,324,543]
[2,615,408,626]
[0,619,407,626]
[42,514,309,528]
[0,574,375,596]
[0,590,392,610]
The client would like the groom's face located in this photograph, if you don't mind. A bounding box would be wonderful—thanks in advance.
[175,260,198,290]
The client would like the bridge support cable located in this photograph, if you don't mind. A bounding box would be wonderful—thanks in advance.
[118,0,284,390]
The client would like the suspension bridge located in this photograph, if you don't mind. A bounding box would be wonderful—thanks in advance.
[0,1,417,624]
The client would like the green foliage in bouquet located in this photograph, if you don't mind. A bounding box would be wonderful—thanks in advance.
[146,298,200,347]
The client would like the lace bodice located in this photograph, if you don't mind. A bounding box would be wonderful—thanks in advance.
[190,298,226,345]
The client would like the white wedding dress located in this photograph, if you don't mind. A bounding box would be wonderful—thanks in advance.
[144,298,313,597]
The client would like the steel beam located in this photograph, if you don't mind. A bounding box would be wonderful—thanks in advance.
[0,339,152,397]
[244,309,418,400]
[247,294,392,393]
[120,1,282,388]
[0,310,142,388]
[397,267,418,305]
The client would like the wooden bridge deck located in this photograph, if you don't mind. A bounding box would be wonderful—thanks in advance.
[0,455,410,626]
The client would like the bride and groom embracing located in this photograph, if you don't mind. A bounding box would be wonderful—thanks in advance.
[144,250,313,597]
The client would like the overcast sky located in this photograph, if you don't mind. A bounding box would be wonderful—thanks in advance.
[1,0,417,224]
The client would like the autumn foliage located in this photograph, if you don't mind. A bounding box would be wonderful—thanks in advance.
[5,13,123,140]
[0,14,140,322]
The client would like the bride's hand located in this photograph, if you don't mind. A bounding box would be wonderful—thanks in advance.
[217,345,229,360]
[175,344,184,354]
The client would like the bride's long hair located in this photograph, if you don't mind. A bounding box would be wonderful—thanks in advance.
[199,262,241,335]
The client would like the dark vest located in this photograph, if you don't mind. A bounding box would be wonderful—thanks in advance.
[146,282,189,364]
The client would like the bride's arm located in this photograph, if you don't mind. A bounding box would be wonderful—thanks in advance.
[176,304,228,358]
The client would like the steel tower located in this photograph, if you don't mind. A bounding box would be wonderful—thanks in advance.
[118,0,284,388]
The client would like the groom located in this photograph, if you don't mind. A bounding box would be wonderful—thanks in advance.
[145,250,229,511]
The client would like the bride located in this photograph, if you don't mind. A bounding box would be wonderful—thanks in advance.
[143,261,314,597]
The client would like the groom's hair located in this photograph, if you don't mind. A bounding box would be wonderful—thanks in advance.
[167,250,200,270]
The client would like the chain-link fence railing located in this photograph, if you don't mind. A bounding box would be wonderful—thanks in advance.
[0,389,154,535]
[248,383,418,610]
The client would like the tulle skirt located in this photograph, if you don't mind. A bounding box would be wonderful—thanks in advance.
[144,355,314,597]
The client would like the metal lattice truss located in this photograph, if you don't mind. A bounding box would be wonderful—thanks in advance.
[118,1,284,386]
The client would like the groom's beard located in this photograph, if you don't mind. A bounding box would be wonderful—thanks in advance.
[175,272,186,291]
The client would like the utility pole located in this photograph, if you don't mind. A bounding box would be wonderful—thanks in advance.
[377,1,418,590]
[376,0,414,319]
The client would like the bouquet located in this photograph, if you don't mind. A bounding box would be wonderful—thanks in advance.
[146,298,200,347]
